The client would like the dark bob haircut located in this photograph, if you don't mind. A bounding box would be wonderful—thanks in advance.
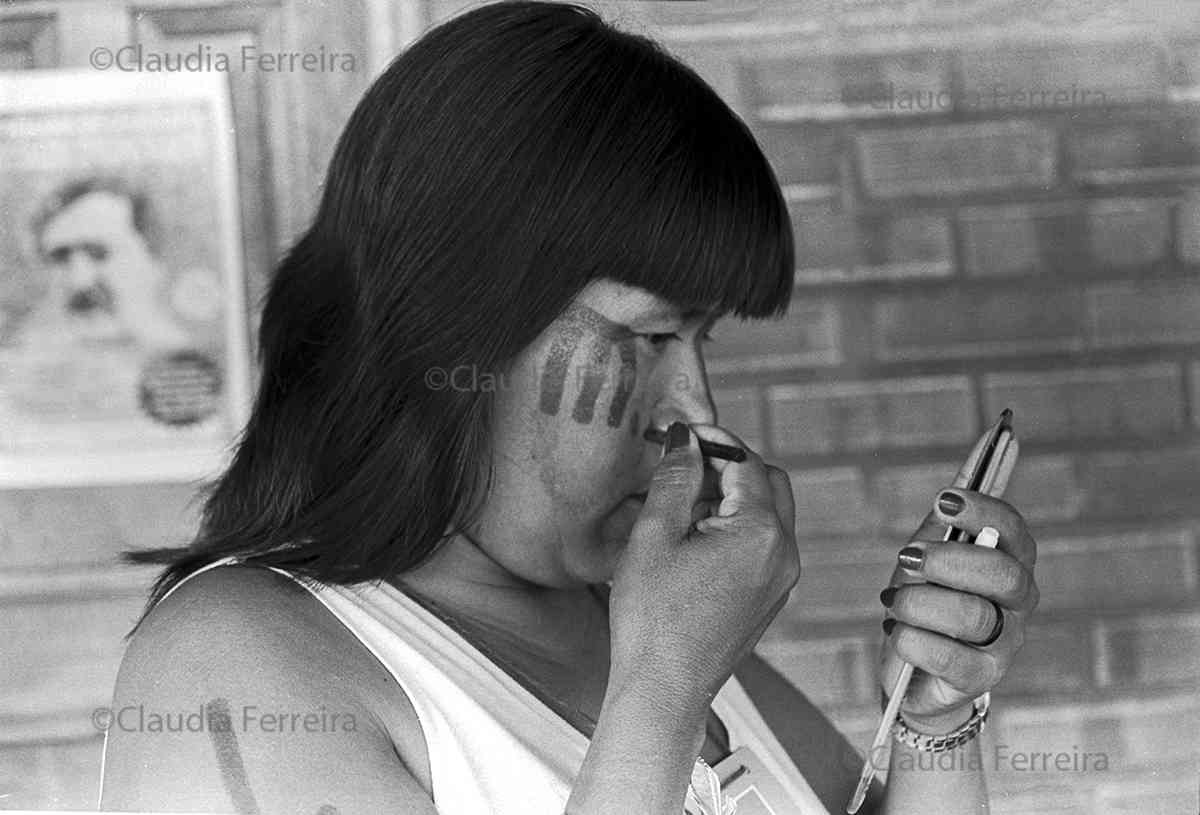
[125,0,795,630]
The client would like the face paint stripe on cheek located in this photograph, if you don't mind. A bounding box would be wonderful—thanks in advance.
[537,322,583,416]
[571,334,612,424]
[606,336,636,428]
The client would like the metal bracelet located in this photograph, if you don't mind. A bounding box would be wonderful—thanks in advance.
[890,692,990,753]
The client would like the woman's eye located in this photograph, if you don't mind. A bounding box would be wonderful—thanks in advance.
[640,332,679,347]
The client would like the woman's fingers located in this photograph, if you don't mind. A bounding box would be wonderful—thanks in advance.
[883,621,1005,696]
[893,541,1039,613]
[766,465,795,544]
[885,583,1005,646]
[906,435,1019,542]
[689,423,775,521]
[932,489,1038,569]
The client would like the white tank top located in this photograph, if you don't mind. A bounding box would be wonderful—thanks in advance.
[100,557,832,815]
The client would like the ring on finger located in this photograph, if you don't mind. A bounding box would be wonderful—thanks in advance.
[976,600,1005,647]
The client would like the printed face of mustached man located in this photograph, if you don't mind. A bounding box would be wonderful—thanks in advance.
[30,179,187,350]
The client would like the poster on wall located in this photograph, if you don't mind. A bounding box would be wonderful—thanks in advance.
[0,70,251,487]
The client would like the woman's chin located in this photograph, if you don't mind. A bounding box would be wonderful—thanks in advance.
[593,493,646,561]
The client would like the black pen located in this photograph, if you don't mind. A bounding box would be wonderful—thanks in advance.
[642,426,747,462]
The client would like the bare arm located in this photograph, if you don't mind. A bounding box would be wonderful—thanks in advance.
[100,567,439,814]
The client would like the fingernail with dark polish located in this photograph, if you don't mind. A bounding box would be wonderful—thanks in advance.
[882,618,896,636]
[665,421,689,453]
[898,546,924,572]
[937,491,965,517]
[880,586,897,607]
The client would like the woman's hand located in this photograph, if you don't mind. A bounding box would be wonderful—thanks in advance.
[606,421,801,707]
[878,446,1040,731]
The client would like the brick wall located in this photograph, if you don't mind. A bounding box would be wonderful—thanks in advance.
[569,1,1200,812]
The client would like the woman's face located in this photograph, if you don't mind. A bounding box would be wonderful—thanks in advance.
[470,278,721,588]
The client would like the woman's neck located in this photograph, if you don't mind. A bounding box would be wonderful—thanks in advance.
[393,532,605,661]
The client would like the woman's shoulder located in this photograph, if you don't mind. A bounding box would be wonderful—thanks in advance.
[122,563,358,685]
[108,562,433,799]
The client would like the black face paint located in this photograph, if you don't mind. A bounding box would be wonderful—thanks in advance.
[571,333,612,424]
[538,304,638,428]
[205,698,260,815]
[538,317,585,416]
[607,337,637,428]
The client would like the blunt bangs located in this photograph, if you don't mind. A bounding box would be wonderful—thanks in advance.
[550,29,795,319]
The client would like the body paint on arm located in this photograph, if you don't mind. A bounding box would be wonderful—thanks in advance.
[205,698,260,815]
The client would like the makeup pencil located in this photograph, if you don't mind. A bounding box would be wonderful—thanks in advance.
[642,426,747,462]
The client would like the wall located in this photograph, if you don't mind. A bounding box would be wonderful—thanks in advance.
[3,0,1199,812]
[522,1,1198,812]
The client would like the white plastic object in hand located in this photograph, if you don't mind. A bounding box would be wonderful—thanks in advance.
[975,526,1000,549]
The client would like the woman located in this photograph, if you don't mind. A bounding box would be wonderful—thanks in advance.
[99,2,1040,813]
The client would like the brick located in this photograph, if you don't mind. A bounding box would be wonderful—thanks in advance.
[752,121,840,187]
[1095,610,1200,687]
[826,0,928,29]
[791,202,952,282]
[1000,455,1086,524]
[959,202,1085,278]
[1088,279,1200,347]
[0,737,103,810]
[989,786,1090,815]
[874,454,1084,533]
[710,387,765,452]
[1170,38,1200,88]
[767,375,974,454]
[1035,529,1197,612]
[858,210,953,278]
[755,635,876,706]
[981,363,1184,443]
[1193,362,1200,428]
[995,619,1092,695]
[1085,199,1172,270]
[779,544,898,623]
[825,706,880,760]
[1,595,143,734]
[989,703,1122,775]
[1175,188,1200,264]
[789,201,859,276]
[639,0,762,27]
[0,483,199,570]
[747,51,953,120]
[1069,118,1200,184]
[705,298,842,372]
[874,288,1086,360]
[1077,447,1200,521]
[855,121,1056,198]
[959,42,1166,112]
[873,461,959,534]
[1095,777,1200,815]
[744,56,846,119]
[788,467,879,536]
[1115,693,1200,765]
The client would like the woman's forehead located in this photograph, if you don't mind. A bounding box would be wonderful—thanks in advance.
[572,279,717,326]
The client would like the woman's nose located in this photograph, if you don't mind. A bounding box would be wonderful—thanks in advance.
[652,363,716,429]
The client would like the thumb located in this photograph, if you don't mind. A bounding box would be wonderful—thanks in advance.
[637,422,704,546]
